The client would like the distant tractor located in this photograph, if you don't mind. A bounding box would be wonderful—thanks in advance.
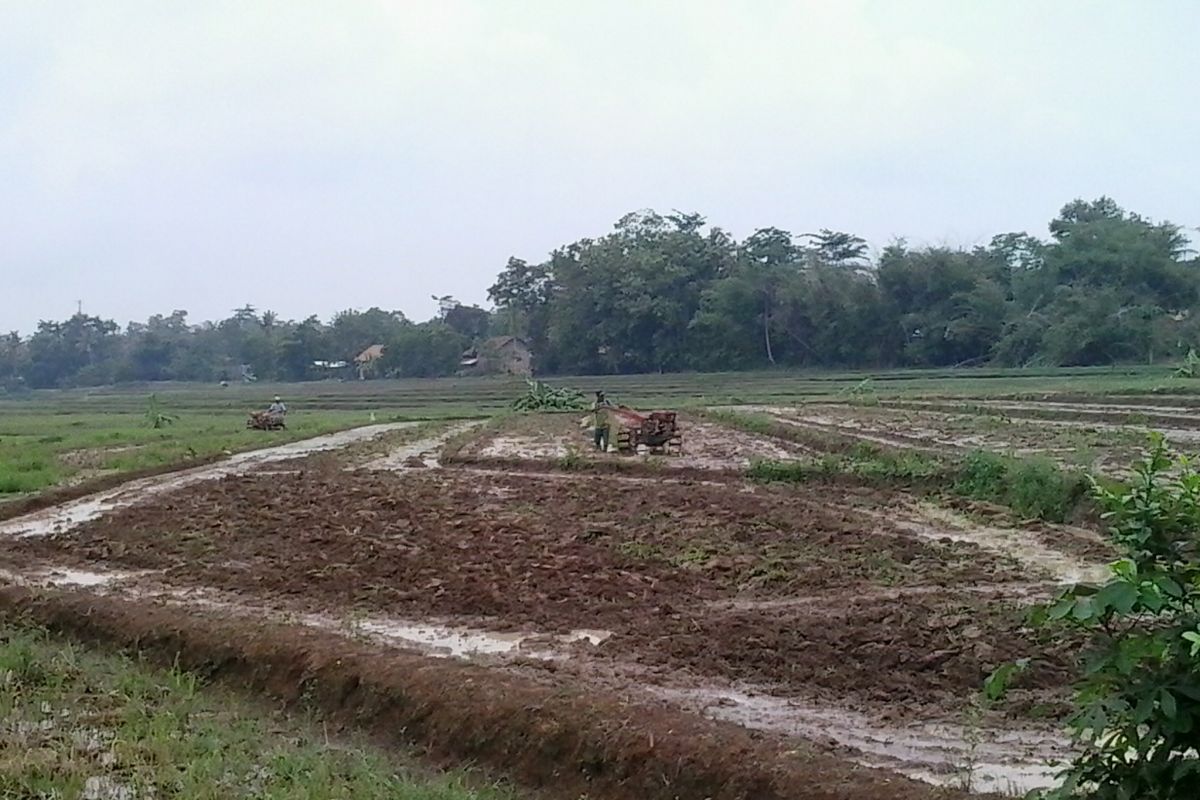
[246,411,286,431]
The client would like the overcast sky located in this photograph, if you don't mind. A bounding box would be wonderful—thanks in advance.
[2,1,1197,334]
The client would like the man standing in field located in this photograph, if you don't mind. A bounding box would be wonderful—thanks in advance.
[267,395,287,420]
[591,391,612,452]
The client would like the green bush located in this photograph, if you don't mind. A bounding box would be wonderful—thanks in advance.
[954,450,1089,522]
[1028,434,1200,798]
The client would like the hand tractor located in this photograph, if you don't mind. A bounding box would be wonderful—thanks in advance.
[609,406,682,455]
[246,411,286,431]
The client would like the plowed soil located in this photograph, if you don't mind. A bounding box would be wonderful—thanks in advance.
[2,468,1070,714]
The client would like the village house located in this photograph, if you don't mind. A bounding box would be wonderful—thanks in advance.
[460,336,532,377]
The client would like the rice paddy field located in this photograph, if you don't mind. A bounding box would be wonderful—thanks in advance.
[1,364,1199,800]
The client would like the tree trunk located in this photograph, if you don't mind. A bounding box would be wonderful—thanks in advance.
[763,295,775,365]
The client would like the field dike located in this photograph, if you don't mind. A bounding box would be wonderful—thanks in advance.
[0,586,960,800]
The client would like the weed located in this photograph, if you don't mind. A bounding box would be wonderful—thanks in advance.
[557,446,584,471]
[616,540,664,560]
[670,544,718,569]
[864,551,903,585]
[746,458,835,483]
[750,446,1090,522]
[341,609,371,642]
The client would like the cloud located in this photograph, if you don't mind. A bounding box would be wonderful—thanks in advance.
[1,0,1197,332]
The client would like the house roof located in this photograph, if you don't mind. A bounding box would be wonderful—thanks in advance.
[355,344,386,363]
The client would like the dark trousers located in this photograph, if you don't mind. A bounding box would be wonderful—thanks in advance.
[594,426,610,451]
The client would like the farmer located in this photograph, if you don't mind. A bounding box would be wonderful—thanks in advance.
[267,395,287,419]
[591,391,612,451]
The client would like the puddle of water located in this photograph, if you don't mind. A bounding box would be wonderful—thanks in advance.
[355,620,530,657]
[330,617,612,660]
[8,563,612,665]
[563,629,612,646]
[0,567,145,588]
[480,434,570,460]
[655,686,1067,795]
[0,424,414,539]
[897,504,1110,585]
[44,569,126,587]
[708,581,1057,611]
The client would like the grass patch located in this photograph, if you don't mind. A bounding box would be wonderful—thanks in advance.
[953,451,1090,522]
[747,446,1093,523]
[0,621,514,800]
[714,403,1101,522]
[747,448,943,486]
[0,409,383,496]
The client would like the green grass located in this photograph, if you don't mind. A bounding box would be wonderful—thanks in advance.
[953,451,1091,522]
[747,447,1094,524]
[0,622,515,800]
[0,364,1194,416]
[1,365,1188,498]
[0,408,393,496]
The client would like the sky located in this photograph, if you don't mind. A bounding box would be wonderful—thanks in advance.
[2,0,1198,334]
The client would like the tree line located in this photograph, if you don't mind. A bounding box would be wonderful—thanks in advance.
[1,197,1196,390]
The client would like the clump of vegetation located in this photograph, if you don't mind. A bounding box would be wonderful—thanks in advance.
[1022,434,1200,798]
[749,445,1091,523]
[954,450,1090,522]
[511,380,587,412]
[703,409,778,437]
[143,393,178,429]
[0,456,59,494]
[748,449,942,486]
[746,458,837,483]
[840,377,880,406]
[1175,347,1200,378]
[556,445,585,470]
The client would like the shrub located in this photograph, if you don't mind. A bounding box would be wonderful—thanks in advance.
[954,450,1089,522]
[1029,434,1200,798]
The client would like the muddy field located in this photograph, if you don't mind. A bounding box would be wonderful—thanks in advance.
[0,413,1121,797]
[727,399,1199,476]
[1,468,1071,707]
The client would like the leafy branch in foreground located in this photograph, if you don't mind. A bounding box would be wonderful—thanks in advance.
[1027,433,1200,799]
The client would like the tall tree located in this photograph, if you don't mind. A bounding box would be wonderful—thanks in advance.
[740,227,799,365]
[803,229,869,266]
